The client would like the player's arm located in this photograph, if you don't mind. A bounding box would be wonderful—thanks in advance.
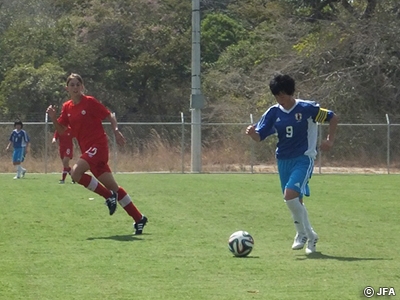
[5,141,11,151]
[105,112,126,146]
[327,113,338,142]
[52,131,59,144]
[246,125,261,142]
[316,108,338,151]
[90,97,126,146]
[246,123,275,142]
[46,105,67,135]
[25,141,30,154]
[247,108,276,142]
[24,132,30,154]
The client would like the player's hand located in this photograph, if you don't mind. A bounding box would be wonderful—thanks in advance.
[246,125,256,135]
[114,130,126,146]
[320,139,334,152]
[245,124,261,142]
[46,105,57,120]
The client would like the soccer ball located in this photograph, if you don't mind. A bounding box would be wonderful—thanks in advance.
[228,230,254,257]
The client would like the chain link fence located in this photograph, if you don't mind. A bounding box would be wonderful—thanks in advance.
[1,117,400,174]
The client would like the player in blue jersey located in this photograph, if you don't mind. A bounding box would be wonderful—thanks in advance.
[246,74,338,254]
[6,120,30,179]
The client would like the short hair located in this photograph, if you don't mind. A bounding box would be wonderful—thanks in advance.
[269,74,295,96]
[14,120,23,128]
[66,73,84,85]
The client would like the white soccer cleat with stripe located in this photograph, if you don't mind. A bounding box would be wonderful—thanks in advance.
[292,233,308,250]
[305,232,319,254]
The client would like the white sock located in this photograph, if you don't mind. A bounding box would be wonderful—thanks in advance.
[16,165,22,177]
[285,197,307,235]
[86,176,99,192]
[302,203,316,238]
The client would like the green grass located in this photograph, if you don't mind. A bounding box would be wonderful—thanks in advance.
[1,173,399,300]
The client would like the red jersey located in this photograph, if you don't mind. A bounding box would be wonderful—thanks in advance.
[53,127,73,149]
[57,95,110,152]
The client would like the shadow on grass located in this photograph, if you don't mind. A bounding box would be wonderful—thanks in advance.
[231,256,260,259]
[86,234,146,242]
[296,252,389,261]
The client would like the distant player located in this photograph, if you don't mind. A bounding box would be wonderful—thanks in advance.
[46,73,148,235]
[52,126,75,184]
[6,120,30,179]
[246,74,338,254]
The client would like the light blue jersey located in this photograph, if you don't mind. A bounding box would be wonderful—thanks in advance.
[255,99,334,159]
[9,129,29,164]
[9,129,30,148]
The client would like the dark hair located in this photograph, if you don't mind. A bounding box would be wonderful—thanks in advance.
[66,73,84,85]
[269,74,295,96]
[14,120,23,128]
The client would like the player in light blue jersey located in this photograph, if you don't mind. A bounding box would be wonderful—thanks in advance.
[246,74,338,254]
[6,120,30,179]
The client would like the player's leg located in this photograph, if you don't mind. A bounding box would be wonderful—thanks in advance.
[20,147,27,177]
[13,162,21,179]
[12,149,23,179]
[97,172,148,234]
[284,156,318,253]
[70,158,117,215]
[60,156,71,183]
[68,148,75,183]
[278,158,307,249]
[302,202,318,254]
[284,190,309,250]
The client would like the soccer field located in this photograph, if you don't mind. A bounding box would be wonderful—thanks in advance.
[1,174,399,300]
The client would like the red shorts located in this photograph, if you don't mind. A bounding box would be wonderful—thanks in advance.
[59,147,73,159]
[80,145,111,178]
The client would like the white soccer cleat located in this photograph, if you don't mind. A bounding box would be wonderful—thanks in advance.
[305,232,319,254]
[21,169,26,177]
[292,233,308,250]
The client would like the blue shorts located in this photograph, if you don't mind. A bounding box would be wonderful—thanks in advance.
[277,155,314,198]
[12,148,26,163]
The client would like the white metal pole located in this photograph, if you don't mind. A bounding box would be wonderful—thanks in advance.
[318,123,322,174]
[386,113,390,174]
[250,114,254,174]
[181,112,185,174]
[190,0,203,173]
[45,113,48,174]
[112,112,117,174]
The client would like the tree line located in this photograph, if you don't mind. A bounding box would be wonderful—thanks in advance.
[0,0,399,124]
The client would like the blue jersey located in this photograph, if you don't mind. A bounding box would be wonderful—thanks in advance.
[9,129,30,148]
[255,99,334,159]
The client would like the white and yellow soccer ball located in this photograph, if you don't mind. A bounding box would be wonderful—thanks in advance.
[228,230,254,257]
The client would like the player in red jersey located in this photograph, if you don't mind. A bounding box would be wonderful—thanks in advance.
[52,126,75,184]
[46,73,147,234]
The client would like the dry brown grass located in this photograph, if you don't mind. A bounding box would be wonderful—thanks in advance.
[2,152,400,174]
[2,131,399,174]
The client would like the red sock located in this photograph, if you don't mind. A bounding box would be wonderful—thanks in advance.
[66,167,72,180]
[117,187,143,222]
[78,173,112,199]
[62,168,68,181]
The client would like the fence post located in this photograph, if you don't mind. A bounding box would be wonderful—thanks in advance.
[386,113,390,174]
[250,114,254,174]
[181,112,185,174]
[112,113,117,173]
[318,123,322,174]
[45,113,48,174]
